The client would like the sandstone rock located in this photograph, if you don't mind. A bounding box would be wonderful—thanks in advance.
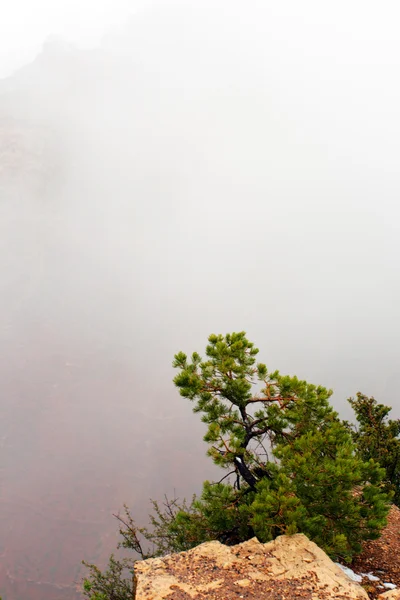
[378,590,400,600]
[134,533,369,599]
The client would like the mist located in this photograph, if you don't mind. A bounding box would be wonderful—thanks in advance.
[1,1,400,597]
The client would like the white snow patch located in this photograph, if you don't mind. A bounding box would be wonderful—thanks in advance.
[383,583,397,590]
[335,563,363,583]
[361,573,380,582]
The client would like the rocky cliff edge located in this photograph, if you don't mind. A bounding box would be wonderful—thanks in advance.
[134,533,378,600]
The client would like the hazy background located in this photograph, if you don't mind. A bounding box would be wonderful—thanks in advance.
[1,1,400,598]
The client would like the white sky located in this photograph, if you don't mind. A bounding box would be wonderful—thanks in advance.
[3,0,400,78]
[3,0,400,405]
[0,0,142,77]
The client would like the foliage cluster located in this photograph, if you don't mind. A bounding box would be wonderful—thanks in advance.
[348,393,400,506]
[82,332,398,600]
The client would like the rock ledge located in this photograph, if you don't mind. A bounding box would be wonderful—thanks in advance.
[134,533,369,599]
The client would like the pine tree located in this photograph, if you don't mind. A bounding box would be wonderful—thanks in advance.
[171,332,390,561]
[349,393,400,506]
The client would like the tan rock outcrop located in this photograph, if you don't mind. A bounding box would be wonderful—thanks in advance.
[134,533,369,599]
[378,591,400,600]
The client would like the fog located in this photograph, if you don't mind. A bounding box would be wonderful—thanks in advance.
[1,1,400,597]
